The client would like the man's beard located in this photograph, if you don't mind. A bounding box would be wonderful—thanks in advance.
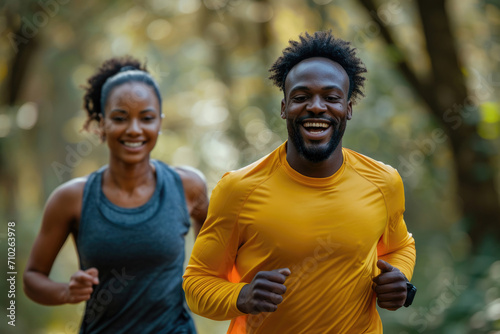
[289,117,347,163]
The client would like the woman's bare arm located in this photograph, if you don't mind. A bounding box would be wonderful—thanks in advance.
[23,177,98,305]
[175,166,209,238]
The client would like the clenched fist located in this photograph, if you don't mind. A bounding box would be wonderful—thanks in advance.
[63,267,99,304]
[372,260,407,311]
[237,268,291,314]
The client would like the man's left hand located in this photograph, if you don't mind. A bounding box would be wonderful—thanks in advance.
[372,259,407,311]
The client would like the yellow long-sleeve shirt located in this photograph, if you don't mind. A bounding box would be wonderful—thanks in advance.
[183,142,416,333]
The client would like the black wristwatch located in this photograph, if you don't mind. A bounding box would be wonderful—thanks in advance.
[404,282,417,307]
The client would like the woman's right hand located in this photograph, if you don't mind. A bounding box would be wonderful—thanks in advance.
[64,268,99,304]
[23,177,91,306]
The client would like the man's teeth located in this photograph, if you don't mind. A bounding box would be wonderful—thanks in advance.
[303,122,329,128]
[123,142,143,147]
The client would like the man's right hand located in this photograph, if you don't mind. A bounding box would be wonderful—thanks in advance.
[63,267,99,304]
[236,268,291,314]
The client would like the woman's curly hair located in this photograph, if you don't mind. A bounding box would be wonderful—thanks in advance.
[82,56,148,131]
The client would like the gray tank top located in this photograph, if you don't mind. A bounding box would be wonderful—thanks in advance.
[77,160,196,333]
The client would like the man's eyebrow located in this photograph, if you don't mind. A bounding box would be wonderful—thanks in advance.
[289,85,310,93]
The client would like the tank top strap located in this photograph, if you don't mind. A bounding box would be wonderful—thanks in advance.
[153,160,190,230]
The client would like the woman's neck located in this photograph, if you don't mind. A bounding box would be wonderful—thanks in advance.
[104,157,156,194]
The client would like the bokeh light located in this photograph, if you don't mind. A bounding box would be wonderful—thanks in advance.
[16,102,38,130]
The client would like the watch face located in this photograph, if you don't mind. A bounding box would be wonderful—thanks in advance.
[404,283,417,307]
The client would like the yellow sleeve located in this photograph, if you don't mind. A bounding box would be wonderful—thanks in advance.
[183,173,247,320]
[377,170,416,281]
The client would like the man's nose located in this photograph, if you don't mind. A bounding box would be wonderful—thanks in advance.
[307,95,327,113]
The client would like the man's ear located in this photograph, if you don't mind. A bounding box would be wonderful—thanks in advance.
[280,99,286,119]
[347,100,353,120]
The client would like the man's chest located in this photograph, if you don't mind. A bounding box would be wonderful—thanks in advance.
[236,177,387,264]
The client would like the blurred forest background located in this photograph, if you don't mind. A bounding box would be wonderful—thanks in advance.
[1,0,499,333]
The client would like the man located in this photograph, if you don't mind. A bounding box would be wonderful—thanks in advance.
[183,31,416,333]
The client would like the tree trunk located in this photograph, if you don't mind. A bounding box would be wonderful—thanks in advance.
[415,0,500,249]
[1,10,39,219]
[358,0,500,251]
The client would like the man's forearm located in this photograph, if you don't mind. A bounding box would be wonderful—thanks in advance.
[183,274,247,320]
[378,240,416,281]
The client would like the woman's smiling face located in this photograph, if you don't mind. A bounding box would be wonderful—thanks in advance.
[101,81,162,165]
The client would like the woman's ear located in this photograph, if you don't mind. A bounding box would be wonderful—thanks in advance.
[98,116,106,142]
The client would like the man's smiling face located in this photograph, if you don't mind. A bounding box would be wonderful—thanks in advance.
[281,57,352,163]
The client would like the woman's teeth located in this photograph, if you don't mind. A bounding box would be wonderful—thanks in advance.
[123,142,143,147]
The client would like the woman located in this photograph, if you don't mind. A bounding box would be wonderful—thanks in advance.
[23,56,208,333]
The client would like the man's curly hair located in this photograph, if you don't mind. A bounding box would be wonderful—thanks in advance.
[269,31,367,103]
